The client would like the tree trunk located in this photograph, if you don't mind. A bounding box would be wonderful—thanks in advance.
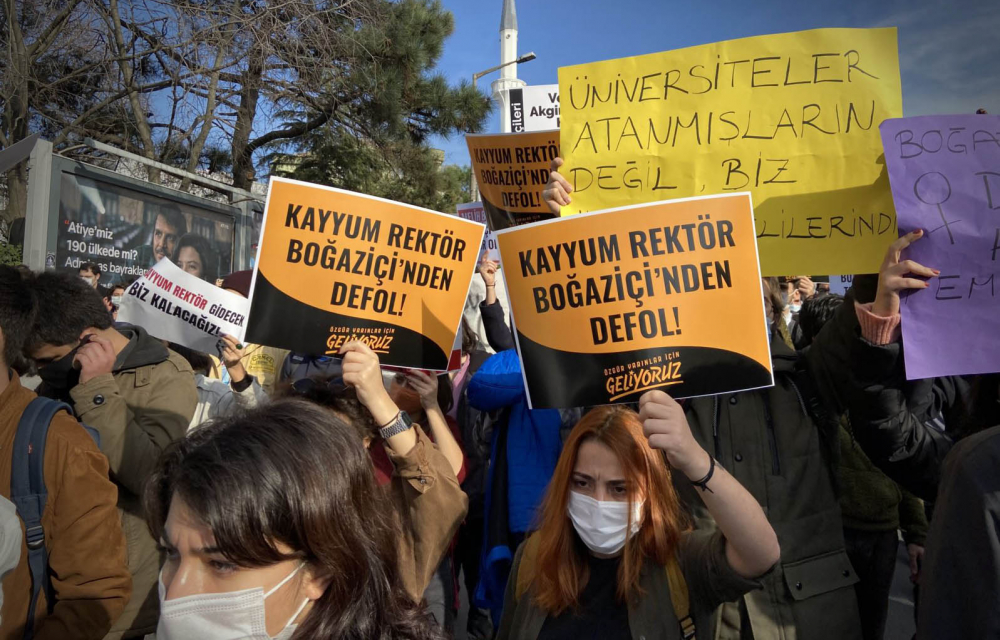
[106,0,160,182]
[230,54,263,195]
[3,165,29,226]
[2,0,33,225]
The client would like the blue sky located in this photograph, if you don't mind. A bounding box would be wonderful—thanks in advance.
[429,0,1000,166]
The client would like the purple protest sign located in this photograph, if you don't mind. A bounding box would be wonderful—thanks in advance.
[879,115,1000,379]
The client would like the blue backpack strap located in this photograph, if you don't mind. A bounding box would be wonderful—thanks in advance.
[10,396,73,638]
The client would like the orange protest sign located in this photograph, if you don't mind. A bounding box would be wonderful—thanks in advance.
[496,192,773,409]
[246,178,485,370]
[467,130,560,230]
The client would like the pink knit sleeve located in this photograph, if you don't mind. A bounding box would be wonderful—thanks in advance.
[854,301,901,346]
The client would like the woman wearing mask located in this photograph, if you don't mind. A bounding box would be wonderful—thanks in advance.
[497,396,779,640]
[145,397,444,640]
[276,341,469,604]
[544,159,864,640]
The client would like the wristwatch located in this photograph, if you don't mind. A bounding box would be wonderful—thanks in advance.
[379,411,413,440]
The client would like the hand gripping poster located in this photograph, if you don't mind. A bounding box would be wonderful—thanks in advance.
[496,192,774,409]
[245,178,485,370]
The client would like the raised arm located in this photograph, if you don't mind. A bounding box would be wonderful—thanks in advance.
[477,255,515,352]
[639,390,780,579]
[846,230,953,500]
[340,340,417,456]
[71,336,196,497]
[407,370,465,478]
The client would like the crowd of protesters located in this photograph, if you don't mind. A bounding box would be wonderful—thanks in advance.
[0,157,998,640]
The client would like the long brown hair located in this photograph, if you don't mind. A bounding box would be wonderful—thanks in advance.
[531,406,687,615]
[144,399,442,640]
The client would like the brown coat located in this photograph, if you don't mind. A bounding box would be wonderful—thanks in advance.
[65,326,197,639]
[0,373,131,639]
[387,425,469,602]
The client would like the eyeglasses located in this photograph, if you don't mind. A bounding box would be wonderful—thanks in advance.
[289,354,334,365]
[290,376,347,395]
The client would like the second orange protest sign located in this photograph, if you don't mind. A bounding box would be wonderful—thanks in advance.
[467,130,560,230]
[496,192,773,409]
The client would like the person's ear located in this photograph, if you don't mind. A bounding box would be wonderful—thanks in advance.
[302,566,330,600]
[79,328,97,341]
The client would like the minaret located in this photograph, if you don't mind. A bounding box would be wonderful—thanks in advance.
[492,0,526,133]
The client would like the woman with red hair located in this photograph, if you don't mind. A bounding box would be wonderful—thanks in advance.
[497,391,779,640]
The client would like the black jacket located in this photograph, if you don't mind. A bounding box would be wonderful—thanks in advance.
[678,333,862,640]
[456,347,493,513]
[916,425,1000,639]
[845,317,972,501]
[480,299,515,353]
[797,288,971,502]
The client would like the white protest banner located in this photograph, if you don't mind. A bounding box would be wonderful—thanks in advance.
[509,84,560,132]
[457,201,500,263]
[118,257,250,353]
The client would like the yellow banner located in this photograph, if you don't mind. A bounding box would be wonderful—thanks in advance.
[246,178,485,370]
[558,27,902,276]
[496,193,773,409]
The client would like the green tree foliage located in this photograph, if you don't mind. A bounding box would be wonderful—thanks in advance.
[284,129,473,213]
[0,242,23,266]
[1,0,490,201]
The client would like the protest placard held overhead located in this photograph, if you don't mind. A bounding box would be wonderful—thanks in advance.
[246,178,485,370]
[496,192,773,409]
[880,114,1000,379]
[558,27,902,276]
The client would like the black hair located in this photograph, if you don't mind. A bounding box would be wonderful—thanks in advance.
[155,204,188,237]
[850,274,879,305]
[460,317,478,357]
[276,377,380,443]
[26,271,112,351]
[953,374,1000,440]
[0,266,37,367]
[169,342,214,376]
[762,277,784,325]
[171,233,218,283]
[79,262,101,278]
[797,294,845,347]
[144,400,442,640]
[436,373,454,415]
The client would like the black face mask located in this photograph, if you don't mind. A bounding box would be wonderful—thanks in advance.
[38,344,83,392]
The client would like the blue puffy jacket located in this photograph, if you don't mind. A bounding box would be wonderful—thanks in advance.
[467,348,564,624]
[468,349,564,532]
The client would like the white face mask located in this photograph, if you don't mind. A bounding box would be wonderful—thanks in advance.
[156,562,310,640]
[567,491,643,555]
[110,295,123,307]
[789,303,802,314]
[81,275,94,286]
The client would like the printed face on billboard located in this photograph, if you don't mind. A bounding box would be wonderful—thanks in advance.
[57,172,235,285]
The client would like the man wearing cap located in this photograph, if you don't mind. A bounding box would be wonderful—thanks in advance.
[206,271,289,396]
